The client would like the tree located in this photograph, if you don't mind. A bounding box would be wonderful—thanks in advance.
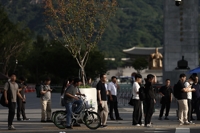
[0,6,31,75]
[132,57,148,73]
[44,0,117,85]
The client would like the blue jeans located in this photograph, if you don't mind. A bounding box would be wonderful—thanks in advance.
[73,99,83,113]
[65,102,72,127]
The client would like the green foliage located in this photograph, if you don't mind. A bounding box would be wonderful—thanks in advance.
[21,36,107,84]
[132,57,148,73]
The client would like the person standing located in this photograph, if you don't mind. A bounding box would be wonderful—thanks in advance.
[107,76,123,120]
[132,74,143,126]
[64,78,84,129]
[158,79,173,120]
[4,73,25,130]
[176,74,191,125]
[192,75,200,120]
[144,74,156,127]
[184,76,196,124]
[17,77,30,121]
[97,74,109,127]
[40,77,52,122]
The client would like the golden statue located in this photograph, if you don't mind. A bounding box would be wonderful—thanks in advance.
[150,48,163,69]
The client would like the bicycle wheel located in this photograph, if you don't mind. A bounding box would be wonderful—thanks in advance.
[83,111,101,130]
[53,111,66,129]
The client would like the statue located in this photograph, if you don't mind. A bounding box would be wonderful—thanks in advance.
[150,48,163,69]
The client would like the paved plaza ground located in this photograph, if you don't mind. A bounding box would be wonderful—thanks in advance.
[0,92,200,133]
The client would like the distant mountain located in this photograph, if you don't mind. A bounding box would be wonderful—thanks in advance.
[0,0,175,60]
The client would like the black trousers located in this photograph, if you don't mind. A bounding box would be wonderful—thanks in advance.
[132,99,142,125]
[8,102,16,126]
[188,99,192,122]
[109,95,119,118]
[17,99,26,119]
[145,99,154,125]
[194,99,200,119]
[159,101,171,117]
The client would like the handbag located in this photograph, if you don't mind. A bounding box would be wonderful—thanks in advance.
[0,82,12,107]
[128,95,134,106]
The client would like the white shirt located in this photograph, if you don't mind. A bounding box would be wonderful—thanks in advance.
[107,82,117,96]
[184,82,192,100]
[132,82,140,100]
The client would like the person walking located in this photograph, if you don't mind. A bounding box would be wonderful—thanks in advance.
[132,74,143,126]
[176,73,191,125]
[17,77,30,121]
[192,75,200,120]
[4,73,25,130]
[97,74,109,128]
[107,76,123,120]
[144,74,156,127]
[40,77,52,122]
[184,76,196,124]
[158,79,173,120]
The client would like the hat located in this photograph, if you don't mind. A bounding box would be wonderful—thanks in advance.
[73,78,82,83]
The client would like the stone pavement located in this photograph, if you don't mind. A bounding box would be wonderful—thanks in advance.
[0,92,200,133]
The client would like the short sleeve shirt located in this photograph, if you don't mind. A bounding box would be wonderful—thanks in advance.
[4,82,19,102]
[40,85,51,101]
[64,85,77,103]
[176,80,187,100]
[159,85,173,99]
[132,82,140,99]
[184,82,192,100]
[96,81,107,101]
[107,82,117,96]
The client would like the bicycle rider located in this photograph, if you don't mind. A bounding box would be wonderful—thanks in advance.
[63,78,85,129]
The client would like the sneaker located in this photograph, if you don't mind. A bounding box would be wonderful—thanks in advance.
[136,124,140,126]
[66,126,73,129]
[40,120,46,122]
[17,118,22,121]
[102,125,107,128]
[184,122,190,125]
[46,119,52,122]
[8,125,16,130]
[110,117,115,120]
[23,118,30,121]
[189,121,195,124]
[179,122,184,125]
[73,123,81,127]
[146,124,152,127]
[141,124,144,126]
[158,117,162,120]
[164,117,169,120]
[116,117,123,120]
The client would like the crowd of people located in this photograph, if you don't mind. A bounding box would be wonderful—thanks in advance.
[1,72,200,130]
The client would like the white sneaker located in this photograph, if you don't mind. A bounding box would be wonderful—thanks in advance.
[136,124,140,126]
[179,122,184,125]
[189,121,195,124]
[184,122,190,125]
[141,124,145,126]
[146,124,152,127]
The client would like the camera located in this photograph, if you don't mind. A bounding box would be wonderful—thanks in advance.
[175,0,182,6]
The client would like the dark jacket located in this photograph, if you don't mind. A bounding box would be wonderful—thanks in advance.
[144,81,155,100]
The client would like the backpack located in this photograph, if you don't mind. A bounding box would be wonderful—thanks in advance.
[173,84,178,99]
[139,86,146,101]
[35,84,43,98]
[0,82,12,107]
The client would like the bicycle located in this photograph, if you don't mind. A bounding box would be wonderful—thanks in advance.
[53,96,101,130]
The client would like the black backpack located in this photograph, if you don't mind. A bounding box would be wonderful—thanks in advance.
[173,84,178,98]
[139,86,146,101]
[0,82,12,107]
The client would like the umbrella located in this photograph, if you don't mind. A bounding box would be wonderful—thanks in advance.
[188,67,200,74]
[0,72,8,80]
